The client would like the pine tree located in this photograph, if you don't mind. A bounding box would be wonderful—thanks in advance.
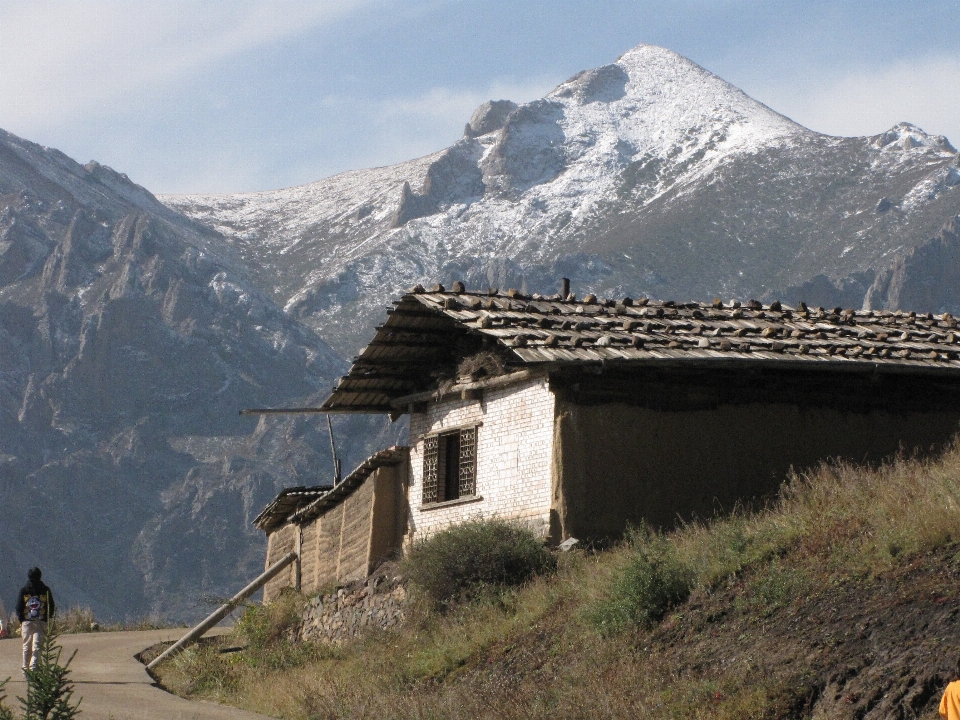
[18,625,81,720]
[0,677,15,720]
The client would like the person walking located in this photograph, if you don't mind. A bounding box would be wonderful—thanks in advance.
[16,567,56,673]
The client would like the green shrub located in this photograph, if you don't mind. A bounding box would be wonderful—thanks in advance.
[235,590,303,650]
[234,591,331,670]
[403,518,557,611]
[591,530,694,633]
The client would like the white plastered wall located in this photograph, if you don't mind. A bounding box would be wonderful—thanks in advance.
[407,376,555,542]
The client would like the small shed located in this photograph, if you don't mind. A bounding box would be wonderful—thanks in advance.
[255,448,408,603]
[258,285,960,593]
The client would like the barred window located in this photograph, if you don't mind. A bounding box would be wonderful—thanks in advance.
[422,435,439,504]
[422,427,477,504]
[458,427,476,498]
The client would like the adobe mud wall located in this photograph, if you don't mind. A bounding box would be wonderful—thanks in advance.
[552,369,960,540]
[263,525,297,603]
[263,463,408,603]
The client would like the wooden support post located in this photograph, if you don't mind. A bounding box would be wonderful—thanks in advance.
[146,550,297,671]
[295,526,302,591]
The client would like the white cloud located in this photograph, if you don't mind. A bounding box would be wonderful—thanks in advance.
[0,0,370,130]
[755,55,960,145]
[378,81,553,125]
[347,78,558,163]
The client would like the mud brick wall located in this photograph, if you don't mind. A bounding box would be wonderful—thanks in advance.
[554,398,960,540]
[263,524,297,603]
[408,377,555,542]
[264,464,407,602]
[337,476,376,584]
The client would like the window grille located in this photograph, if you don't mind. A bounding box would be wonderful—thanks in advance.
[422,434,439,504]
[458,427,477,497]
[421,426,477,505]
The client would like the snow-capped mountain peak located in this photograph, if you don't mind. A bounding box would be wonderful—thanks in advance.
[551,43,804,148]
[471,44,806,203]
[163,43,960,356]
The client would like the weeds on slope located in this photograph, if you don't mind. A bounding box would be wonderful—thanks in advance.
[674,442,960,589]
[590,445,960,637]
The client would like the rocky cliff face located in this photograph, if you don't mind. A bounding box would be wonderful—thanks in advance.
[164,45,960,357]
[0,129,397,621]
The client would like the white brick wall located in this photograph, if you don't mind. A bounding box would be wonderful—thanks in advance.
[407,377,555,542]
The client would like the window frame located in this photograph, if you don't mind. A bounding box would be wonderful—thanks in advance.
[420,424,479,508]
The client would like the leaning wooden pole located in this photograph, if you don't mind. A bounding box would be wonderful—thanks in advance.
[146,550,298,671]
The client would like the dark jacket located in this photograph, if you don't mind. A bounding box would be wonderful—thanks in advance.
[16,581,55,623]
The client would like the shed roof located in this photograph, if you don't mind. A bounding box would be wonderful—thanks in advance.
[254,447,409,532]
[321,284,960,413]
[252,485,331,533]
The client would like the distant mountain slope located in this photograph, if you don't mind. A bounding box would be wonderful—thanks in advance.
[164,44,960,356]
[0,128,393,621]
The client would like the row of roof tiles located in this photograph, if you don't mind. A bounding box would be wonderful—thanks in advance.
[405,286,960,368]
[321,286,960,412]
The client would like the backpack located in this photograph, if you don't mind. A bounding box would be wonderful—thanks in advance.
[22,593,47,622]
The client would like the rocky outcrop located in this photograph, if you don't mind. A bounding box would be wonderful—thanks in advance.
[773,271,876,312]
[463,100,517,138]
[388,139,485,227]
[421,139,485,205]
[480,100,566,198]
[551,63,629,104]
[388,181,435,228]
[865,215,960,314]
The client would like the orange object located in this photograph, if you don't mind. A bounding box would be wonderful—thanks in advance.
[940,680,960,719]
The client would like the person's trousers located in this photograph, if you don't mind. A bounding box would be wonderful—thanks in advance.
[21,620,46,670]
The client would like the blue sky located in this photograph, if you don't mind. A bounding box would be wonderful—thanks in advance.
[1,0,959,194]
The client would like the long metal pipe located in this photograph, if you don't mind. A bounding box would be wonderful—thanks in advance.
[146,550,297,671]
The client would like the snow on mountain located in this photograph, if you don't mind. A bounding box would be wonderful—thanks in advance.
[163,44,960,356]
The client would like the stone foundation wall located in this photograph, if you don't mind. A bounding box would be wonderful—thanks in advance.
[296,570,408,644]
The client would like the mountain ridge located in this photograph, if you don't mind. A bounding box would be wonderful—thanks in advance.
[163,44,960,356]
[0,127,398,620]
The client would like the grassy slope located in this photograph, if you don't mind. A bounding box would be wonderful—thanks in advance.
[155,444,960,720]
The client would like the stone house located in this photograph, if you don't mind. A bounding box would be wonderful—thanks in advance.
[257,284,960,600]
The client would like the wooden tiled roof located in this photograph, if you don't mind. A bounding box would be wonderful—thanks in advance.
[321,284,960,413]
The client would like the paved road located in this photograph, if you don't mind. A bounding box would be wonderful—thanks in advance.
[0,628,274,720]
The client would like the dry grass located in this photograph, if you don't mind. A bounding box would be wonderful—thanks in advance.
[154,441,960,720]
[50,605,176,634]
[53,606,99,634]
[455,351,507,381]
[675,444,960,587]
